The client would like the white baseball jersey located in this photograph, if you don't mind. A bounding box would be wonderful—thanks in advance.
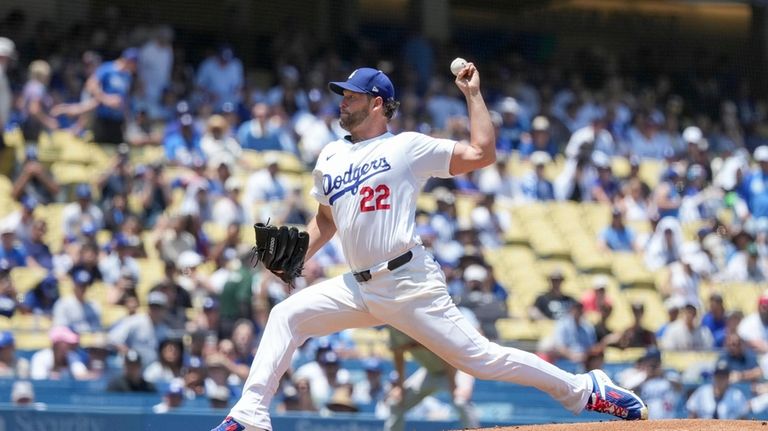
[311,131,455,271]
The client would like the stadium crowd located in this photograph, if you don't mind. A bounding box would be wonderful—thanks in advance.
[1,8,768,423]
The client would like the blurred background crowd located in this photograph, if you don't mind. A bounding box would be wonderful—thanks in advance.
[1,0,768,426]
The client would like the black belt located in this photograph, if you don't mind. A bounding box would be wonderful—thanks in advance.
[353,250,413,283]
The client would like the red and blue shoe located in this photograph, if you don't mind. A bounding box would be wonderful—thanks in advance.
[210,417,246,431]
[585,369,648,420]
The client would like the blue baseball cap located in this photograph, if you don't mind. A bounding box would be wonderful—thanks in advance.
[21,195,37,211]
[0,331,14,348]
[121,47,139,62]
[75,183,92,199]
[329,68,395,101]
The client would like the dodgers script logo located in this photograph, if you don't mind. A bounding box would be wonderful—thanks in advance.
[323,157,391,204]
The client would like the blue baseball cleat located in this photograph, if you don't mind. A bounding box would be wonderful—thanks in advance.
[585,369,648,420]
[210,417,245,431]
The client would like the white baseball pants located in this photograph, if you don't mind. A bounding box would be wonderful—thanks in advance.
[228,246,592,430]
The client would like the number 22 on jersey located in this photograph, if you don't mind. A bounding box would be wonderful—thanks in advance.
[360,184,391,212]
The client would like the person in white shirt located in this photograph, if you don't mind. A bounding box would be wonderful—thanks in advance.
[201,114,242,162]
[30,326,89,380]
[62,184,104,237]
[196,45,243,111]
[215,64,647,431]
[138,25,173,119]
[52,268,101,332]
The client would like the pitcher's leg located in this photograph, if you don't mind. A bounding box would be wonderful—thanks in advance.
[386,293,591,413]
[227,274,382,430]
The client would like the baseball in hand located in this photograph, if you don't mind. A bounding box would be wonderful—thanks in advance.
[450,57,467,76]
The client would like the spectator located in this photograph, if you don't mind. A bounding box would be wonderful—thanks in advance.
[686,360,749,419]
[660,303,714,351]
[138,25,174,118]
[0,331,27,378]
[701,293,728,348]
[519,116,558,159]
[30,326,89,380]
[529,269,576,321]
[236,103,284,151]
[638,348,681,420]
[143,338,184,384]
[8,195,37,244]
[580,275,612,314]
[599,208,637,252]
[593,303,614,344]
[98,144,133,204]
[158,214,197,263]
[657,296,684,340]
[652,170,682,220]
[201,114,241,162]
[135,163,170,228]
[477,158,518,203]
[662,253,703,308]
[23,220,52,270]
[458,264,507,339]
[62,183,104,237]
[544,302,596,363]
[619,169,652,222]
[244,156,288,207]
[19,59,58,142]
[494,97,527,153]
[591,152,620,203]
[627,111,666,159]
[279,377,318,412]
[352,358,388,407]
[11,150,60,206]
[196,45,243,111]
[163,113,204,167]
[718,333,762,383]
[107,349,156,393]
[69,241,103,283]
[212,179,246,228]
[99,234,140,285]
[208,384,230,409]
[470,193,509,248]
[564,117,616,158]
[20,274,57,316]
[293,349,347,408]
[108,290,170,365]
[610,302,657,349]
[124,108,162,146]
[56,49,139,144]
[721,242,767,282]
[0,220,28,268]
[745,146,768,222]
[152,378,185,413]
[52,268,101,332]
[520,151,555,201]
[644,217,684,271]
[12,380,42,407]
[218,251,256,338]
[386,326,479,431]
[737,291,768,358]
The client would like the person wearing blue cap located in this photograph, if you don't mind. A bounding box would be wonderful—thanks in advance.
[20,274,58,316]
[0,265,16,318]
[0,330,24,378]
[52,268,101,333]
[52,48,138,144]
[215,62,647,431]
[62,183,104,238]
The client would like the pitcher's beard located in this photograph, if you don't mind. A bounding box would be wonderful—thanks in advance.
[339,109,368,132]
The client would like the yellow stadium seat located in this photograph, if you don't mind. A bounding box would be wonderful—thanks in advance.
[12,314,52,332]
[496,318,553,342]
[604,347,645,364]
[102,306,128,328]
[15,331,50,351]
[10,267,48,294]
[662,351,718,372]
[611,252,655,289]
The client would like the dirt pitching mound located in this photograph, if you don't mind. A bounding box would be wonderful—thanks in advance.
[471,419,768,431]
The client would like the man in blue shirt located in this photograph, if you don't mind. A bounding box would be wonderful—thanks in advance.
[87,48,138,144]
[22,220,52,270]
[599,208,637,252]
[0,222,27,269]
[164,114,204,167]
[521,151,555,201]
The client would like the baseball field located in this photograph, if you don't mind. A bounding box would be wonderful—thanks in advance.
[473,419,766,431]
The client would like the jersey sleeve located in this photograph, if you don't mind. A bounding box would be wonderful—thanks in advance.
[404,132,456,179]
[310,168,330,206]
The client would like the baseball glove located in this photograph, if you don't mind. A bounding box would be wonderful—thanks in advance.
[252,223,309,286]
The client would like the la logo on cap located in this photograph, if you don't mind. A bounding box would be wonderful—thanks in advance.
[371,86,379,93]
